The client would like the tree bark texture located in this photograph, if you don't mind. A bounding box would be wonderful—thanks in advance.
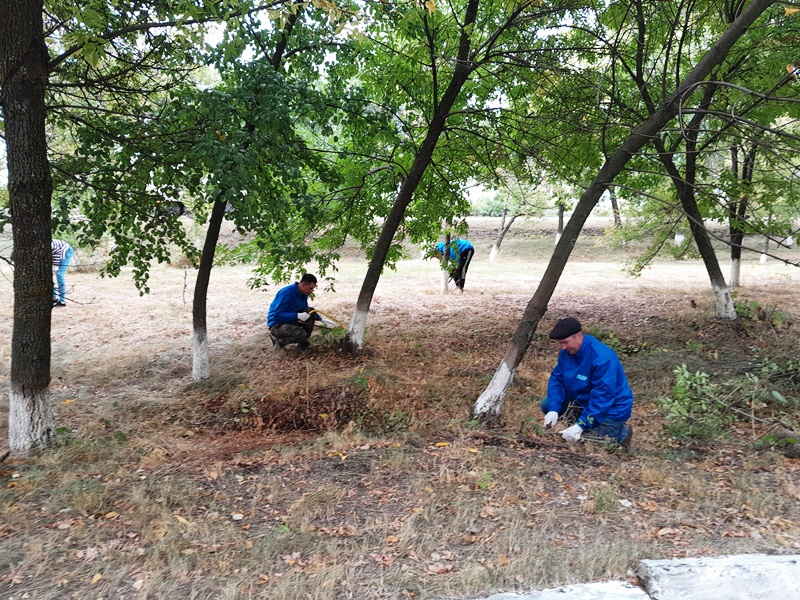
[472,0,774,418]
[2,0,55,452]
[728,145,757,288]
[192,196,227,380]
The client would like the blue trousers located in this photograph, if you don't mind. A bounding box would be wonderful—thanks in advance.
[53,246,74,303]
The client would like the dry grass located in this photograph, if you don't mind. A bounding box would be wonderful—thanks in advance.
[2,220,800,599]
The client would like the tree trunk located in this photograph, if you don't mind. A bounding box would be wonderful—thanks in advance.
[489,210,516,262]
[440,233,451,294]
[472,0,773,419]
[609,189,622,228]
[760,214,772,265]
[189,17,299,379]
[192,196,227,380]
[728,144,756,287]
[3,0,55,453]
[556,203,564,245]
[346,0,481,353]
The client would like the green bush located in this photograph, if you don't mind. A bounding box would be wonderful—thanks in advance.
[660,364,732,439]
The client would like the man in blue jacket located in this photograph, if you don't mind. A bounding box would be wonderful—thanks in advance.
[434,238,475,291]
[267,274,322,350]
[541,317,634,447]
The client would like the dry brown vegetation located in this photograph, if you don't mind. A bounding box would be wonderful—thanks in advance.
[1,217,800,599]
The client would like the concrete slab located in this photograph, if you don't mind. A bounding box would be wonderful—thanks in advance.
[480,581,650,599]
[637,554,800,600]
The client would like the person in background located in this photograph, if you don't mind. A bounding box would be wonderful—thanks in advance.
[267,274,322,350]
[434,238,475,291]
[541,317,634,447]
[52,239,74,308]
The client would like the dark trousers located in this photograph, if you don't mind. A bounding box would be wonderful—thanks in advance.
[270,319,314,346]
[450,248,474,289]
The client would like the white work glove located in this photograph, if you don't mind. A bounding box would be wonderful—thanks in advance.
[561,423,583,443]
[319,316,337,328]
[297,312,311,322]
[543,411,559,429]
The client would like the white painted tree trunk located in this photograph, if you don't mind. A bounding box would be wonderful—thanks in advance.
[488,244,499,262]
[472,361,516,418]
[729,258,740,287]
[349,306,369,352]
[440,270,449,294]
[554,232,561,245]
[759,253,768,264]
[9,388,53,453]
[192,329,209,380]
[713,283,736,319]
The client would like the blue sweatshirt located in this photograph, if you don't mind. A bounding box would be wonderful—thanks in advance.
[267,283,320,327]
[544,334,633,429]
[436,239,473,261]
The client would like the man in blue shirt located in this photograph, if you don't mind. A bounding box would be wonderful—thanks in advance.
[267,274,322,350]
[434,238,475,291]
[541,317,634,447]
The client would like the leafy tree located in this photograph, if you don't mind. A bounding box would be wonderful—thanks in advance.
[339,0,593,352]
[2,0,304,450]
[593,0,800,312]
[472,0,779,421]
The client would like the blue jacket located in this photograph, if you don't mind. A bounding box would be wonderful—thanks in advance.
[544,334,633,429]
[436,239,473,262]
[267,283,320,327]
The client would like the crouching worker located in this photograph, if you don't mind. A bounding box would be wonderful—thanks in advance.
[541,317,634,447]
[267,274,322,350]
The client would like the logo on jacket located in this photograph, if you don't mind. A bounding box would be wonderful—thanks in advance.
[576,374,587,381]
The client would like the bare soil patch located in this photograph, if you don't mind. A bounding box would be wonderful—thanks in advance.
[1,222,800,599]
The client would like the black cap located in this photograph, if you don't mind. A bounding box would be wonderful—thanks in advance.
[549,317,582,340]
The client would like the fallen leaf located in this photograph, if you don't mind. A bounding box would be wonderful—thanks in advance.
[371,553,395,568]
[231,512,244,521]
[90,573,102,585]
[434,442,450,447]
[81,547,99,563]
[425,562,453,575]
[283,552,302,566]
[553,472,563,483]
[132,579,144,590]
[656,527,682,537]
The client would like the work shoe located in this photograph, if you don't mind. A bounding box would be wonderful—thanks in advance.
[621,425,633,449]
[270,336,283,351]
[297,341,311,351]
[53,302,66,308]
